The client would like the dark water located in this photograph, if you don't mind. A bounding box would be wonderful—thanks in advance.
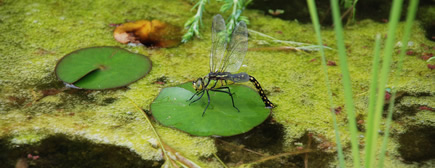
[248,0,435,41]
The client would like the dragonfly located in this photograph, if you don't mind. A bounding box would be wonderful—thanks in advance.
[188,14,274,116]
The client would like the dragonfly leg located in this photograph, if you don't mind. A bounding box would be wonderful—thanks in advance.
[202,90,211,117]
[211,87,240,112]
[189,90,205,105]
[188,90,203,101]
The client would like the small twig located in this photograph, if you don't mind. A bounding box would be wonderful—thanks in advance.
[248,46,302,52]
[304,134,313,168]
[340,6,354,22]
[249,29,305,46]
[161,142,201,168]
[248,29,333,51]
[239,149,313,167]
[127,98,170,159]
[27,88,68,106]
[216,139,265,156]
[127,98,200,168]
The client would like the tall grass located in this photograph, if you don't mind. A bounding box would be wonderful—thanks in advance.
[306,0,419,167]
[330,0,361,167]
[365,0,403,167]
[363,33,382,167]
[378,1,419,167]
[306,1,345,167]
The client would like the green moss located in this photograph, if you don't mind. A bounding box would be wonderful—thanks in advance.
[0,0,434,167]
[10,131,48,145]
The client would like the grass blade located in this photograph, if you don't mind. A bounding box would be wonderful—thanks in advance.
[378,1,419,167]
[363,34,382,166]
[366,0,404,167]
[330,0,360,167]
[306,1,345,167]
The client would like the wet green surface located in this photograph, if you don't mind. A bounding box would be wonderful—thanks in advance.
[0,0,434,167]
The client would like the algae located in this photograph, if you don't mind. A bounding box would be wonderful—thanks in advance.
[0,0,434,167]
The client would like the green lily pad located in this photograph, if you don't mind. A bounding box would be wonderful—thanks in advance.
[55,47,152,89]
[151,82,271,136]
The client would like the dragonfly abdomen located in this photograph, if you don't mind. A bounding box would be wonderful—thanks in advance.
[249,75,274,108]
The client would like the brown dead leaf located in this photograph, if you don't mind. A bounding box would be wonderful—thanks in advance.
[113,20,181,48]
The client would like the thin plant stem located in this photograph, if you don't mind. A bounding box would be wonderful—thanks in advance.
[248,29,332,51]
[378,1,419,167]
[352,0,358,23]
[126,98,171,161]
[304,134,313,168]
[215,139,265,156]
[367,0,404,167]
[331,0,361,167]
[213,152,228,168]
[363,33,382,166]
[248,29,328,47]
[127,98,200,167]
[306,0,345,167]
[240,149,313,167]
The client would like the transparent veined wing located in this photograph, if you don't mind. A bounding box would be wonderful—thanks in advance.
[210,14,228,73]
[220,21,248,73]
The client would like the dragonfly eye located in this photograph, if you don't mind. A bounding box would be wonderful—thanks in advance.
[193,78,203,90]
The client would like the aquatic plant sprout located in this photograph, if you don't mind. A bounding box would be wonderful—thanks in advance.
[182,0,251,42]
[182,0,208,42]
[219,0,251,37]
[183,0,326,52]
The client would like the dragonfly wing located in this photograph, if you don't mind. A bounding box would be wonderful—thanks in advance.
[220,21,248,73]
[210,14,227,73]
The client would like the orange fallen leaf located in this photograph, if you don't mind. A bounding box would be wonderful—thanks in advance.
[113,20,181,48]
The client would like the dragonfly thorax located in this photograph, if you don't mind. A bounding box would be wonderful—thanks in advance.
[192,73,216,91]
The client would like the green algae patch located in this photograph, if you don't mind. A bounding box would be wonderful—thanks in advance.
[1,0,434,167]
[151,83,271,136]
[55,47,152,89]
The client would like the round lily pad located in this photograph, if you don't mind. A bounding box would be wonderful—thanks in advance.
[55,47,152,89]
[151,82,271,136]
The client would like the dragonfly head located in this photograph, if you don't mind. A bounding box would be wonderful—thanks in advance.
[192,78,204,91]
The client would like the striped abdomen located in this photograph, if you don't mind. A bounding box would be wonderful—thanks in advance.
[249,75,274,108]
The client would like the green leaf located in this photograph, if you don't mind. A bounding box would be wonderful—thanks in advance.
[151,83,271,136]
[220,2,232,12]
[55,47,152,90]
